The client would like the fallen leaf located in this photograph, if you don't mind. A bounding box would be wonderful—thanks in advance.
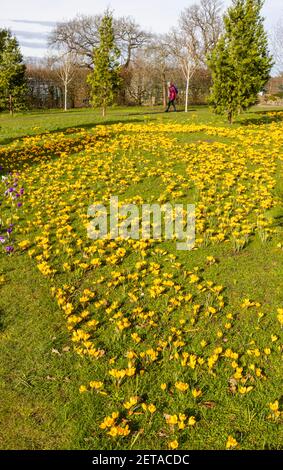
[228,377,237,394]
[201,401,216,409]
[51,348,61,355]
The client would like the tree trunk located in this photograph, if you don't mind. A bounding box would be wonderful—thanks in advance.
[185,75,190,113]
[102,106,106,117]
[228,110,233,124]
[9,94,13,115]
[64,83,67,111]
[124,46,131,69]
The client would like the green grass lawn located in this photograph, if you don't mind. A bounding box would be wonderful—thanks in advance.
[0,105,282,450]
[1,105,283,146]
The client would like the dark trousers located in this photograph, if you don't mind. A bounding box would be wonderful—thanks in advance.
[166,99,176,111]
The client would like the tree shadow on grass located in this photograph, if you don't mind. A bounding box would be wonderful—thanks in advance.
[271,214,283,228]
[238,109,283,126]
[0,107,198,147]
[126,108,197,116]
[0,308,5,333]
[0,108,200,170]
[0,117,144,147]
[0,117,146,171]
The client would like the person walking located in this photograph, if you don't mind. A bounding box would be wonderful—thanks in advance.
[165,81,178,112]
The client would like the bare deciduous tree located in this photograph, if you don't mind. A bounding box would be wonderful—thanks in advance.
[48,15,100,68]
[48,14,150,69]
[127,53,150,105]
[147,36,172,107]
[167,28,199,112]
[41,2,224,109]
[51,52,77,111]
[273,19,283,73]
[165,0,222,112]
[179,0,223,65]
[115,16,150,68]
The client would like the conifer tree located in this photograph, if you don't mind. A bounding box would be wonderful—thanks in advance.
[208,0,273,123]
[0,29,27,114]
[87,13,121,117]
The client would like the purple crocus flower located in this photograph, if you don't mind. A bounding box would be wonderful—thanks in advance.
[0,236,5,244]
[17,202,23,208]
[5,245,14,253]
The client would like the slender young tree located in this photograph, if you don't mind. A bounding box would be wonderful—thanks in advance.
[52,52,76,111]
[168,29,199,112]
[0,29,27,114]
[87,12,121,117]
[208,0,273,123]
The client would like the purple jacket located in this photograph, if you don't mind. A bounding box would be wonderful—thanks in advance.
[169,85,177,101]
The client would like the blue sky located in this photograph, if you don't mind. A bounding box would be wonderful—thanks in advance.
[0,0,282,59]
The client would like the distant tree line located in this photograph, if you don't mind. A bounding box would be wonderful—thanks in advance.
[46,0,223,110]
[0,0,281,121]
[26,57,90,109]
